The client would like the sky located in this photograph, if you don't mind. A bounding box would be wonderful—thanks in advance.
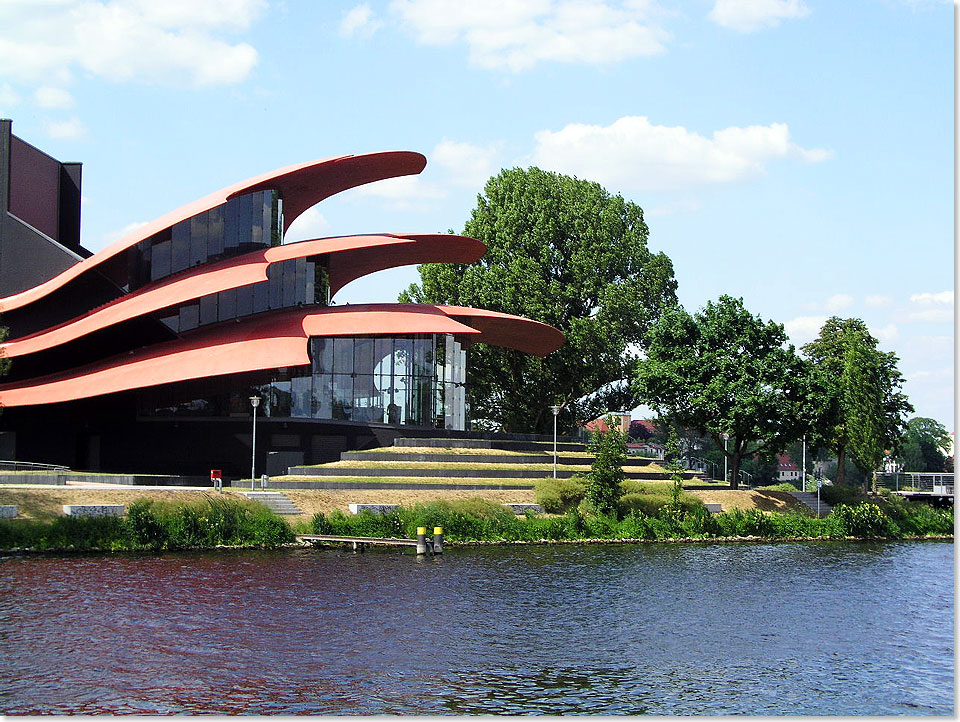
[0,0,953,432]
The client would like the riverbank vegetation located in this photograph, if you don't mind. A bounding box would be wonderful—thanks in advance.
[312,495,952,544]
[0,489,950,553]
[0,496,293,552]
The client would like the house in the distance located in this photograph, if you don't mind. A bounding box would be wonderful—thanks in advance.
[777,454,801,484]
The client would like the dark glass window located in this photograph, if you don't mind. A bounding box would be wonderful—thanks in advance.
[224,197,239,252]
[312,373,333,418]
[354,338,376,376]
[190,213,207,266]
[151,240,171,281]
[218,288,237,321]
[253,280,269,314]
[311,338,333,374]
[291,374,311,418]
[281,259,297,307]
[179,301,199,332]
[199,294,218,326]
[268,262,283,309]
[206,205,224,259]
[171,221,190,274]
[159,309,179,333]
[332,375,353,420]
[332,338,354,374]
[238,193,254,250]
[236,284,254,317]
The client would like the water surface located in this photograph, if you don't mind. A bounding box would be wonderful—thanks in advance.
[0,541,953,714]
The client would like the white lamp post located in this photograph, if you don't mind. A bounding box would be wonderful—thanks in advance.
[550,405,561,479]
[722,433,729,484]
[249,395,261,489]
[801,433,807,492]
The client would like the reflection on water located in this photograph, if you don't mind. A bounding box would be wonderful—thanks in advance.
[0,541,953,715]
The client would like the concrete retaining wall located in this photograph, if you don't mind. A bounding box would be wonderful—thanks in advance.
[0,505,17,518]
[62,504,125,517]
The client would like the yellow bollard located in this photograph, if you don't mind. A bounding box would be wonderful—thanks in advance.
[416,526,429,555]
[433,526,444,554]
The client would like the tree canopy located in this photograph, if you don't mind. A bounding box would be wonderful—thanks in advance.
[399,166,677,434]
[898,416,952,472]
[801,317,913,489]
[633,295,812,489]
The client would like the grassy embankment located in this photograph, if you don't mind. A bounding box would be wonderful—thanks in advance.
[0,481,951,552]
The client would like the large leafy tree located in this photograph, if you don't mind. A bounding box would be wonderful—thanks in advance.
[633,296,813,489]
[801,317,913,491]
[400,167,677,433]
[898,417,951,472]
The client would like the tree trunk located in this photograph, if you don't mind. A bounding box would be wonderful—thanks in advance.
[836,446,846,486]
[729,454,741,490]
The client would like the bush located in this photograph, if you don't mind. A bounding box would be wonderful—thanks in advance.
[535,476,587,513]
[820,484,865,507]
[758,482,800,492]
[831,502,900,538]
[586,418,627,516]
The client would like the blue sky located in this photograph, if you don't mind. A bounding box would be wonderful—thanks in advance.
[0,0,953,432]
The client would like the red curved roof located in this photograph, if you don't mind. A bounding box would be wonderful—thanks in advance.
[0,151,426,313]
[0,234,484,358]
[0,304,563,407]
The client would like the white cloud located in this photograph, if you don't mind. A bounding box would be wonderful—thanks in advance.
[45,117,87,140]
[531,115,831,193]
[389,0,670,71]
[645,197,703,218]
[825,293,854,312]
[431,138,502,188]
[708,0,809,33]
[865,294,893,308]
[34,86,75,109]
[784,315,827,345]
[0,83,19,109]
[284,206,332,243]
[909,290,953,305]
[354,175,446,210]
[870,323,899,343]
[340,4,383,37]
[0,0,263,88]
[906,308,952,323]
[100,219,149,248]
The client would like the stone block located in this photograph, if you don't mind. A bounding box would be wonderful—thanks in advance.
[705,503,722,514]
[503,503,544,515]
[62,504,125,517]
[0,505,17,518]
[348,503,400,516]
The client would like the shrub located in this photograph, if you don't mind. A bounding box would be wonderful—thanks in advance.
[758,482,800,492]
[126,499,168,550]
[820,484,865,507]
[831,502,900,538]
[535,476,587,513]
[586,418,627,516]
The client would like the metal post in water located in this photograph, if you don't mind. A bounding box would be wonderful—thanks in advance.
[433,526,444,555]
[416,527,429,555]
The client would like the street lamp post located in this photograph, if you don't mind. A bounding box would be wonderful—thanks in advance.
[249,395,261,490]
[722,433,729,484]
[550,405,561,479]
[801,433,807,492]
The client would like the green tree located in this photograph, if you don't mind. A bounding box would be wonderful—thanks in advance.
[634,296,812,490]
[898,417,951,472]
[586,416,627,516]
[399,167,677,433]
[802,317,913,492]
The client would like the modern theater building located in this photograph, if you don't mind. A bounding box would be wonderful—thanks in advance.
[0,120,563,477]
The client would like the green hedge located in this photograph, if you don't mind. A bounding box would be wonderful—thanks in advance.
[311,498,952,543]
[0,496,294,551]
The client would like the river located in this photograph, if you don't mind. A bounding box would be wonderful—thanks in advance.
[0,540,953,715]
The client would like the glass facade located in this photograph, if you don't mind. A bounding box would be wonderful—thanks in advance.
[123,190,282,293]
[156,256,330,334]
[139,333,469,430]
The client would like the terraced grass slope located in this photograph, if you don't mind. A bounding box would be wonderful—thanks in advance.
[270,437,723,490]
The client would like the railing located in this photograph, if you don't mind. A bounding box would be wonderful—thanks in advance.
[876,472,954,495]
[0,460,69,472]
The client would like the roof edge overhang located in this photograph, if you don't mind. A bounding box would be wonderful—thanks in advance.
[0,303,562,408]
[0,151,427,314]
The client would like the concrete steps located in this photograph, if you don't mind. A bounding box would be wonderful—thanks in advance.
[787,491,833,518]
[241,491,302,515]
